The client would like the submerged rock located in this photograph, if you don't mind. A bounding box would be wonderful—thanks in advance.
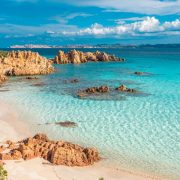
[70,79,79,83]
[64,79,79,84]
[31,82,46,87]
[134,71,144,75]
[55,121,77,128]
[26,77,39,80]
[54,50,125,64]
[0,133,100,166]
[134,71,151,76]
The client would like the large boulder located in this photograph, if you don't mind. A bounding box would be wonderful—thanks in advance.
[0,133,100,166]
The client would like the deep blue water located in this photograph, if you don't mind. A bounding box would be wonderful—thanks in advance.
[0,47,180,179]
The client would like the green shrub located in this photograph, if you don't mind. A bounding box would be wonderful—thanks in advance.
[0,51,8,58]
[0,166,8,180]
[99,177,104,180]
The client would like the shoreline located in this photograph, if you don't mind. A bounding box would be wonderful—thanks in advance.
[0,100,162,180]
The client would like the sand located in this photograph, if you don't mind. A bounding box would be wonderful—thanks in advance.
[0,101,161,180]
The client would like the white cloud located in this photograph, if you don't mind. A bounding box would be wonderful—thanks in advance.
[163,19,180,30]
[50,13,92,24]
[62,17,180,37]
[58,0,180,15]
[115,17,147,25]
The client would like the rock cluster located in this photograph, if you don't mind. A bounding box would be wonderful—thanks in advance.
[0,134,100,166]
[77,85,138,98]
[115,84,137,93]
[77,86,109,97]
[54,50,125,64]
[0,51,54,77]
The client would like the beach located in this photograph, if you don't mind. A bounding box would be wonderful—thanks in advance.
[0,47,179,180]
[0,101,159,180]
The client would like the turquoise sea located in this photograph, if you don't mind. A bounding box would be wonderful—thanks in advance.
[0,47,180,179]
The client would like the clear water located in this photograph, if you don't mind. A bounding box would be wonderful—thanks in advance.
[0,47,180,179]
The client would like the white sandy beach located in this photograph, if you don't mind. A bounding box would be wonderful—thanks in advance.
[0,101,161,180]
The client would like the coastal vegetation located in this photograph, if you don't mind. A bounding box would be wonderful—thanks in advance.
[0,51,8,59]
[0,165,8,180]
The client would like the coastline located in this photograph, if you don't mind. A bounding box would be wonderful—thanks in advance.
[0,100,161,180]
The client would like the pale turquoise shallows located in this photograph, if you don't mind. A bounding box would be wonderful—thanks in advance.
[0,47,180,179]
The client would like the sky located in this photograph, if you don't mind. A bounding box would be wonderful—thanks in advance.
[0,0,180,47]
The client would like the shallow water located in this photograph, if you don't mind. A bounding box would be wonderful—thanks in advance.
[0,47,180,179]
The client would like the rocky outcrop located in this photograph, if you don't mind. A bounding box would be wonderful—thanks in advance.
[115,84,137,93]
[0,133,100,166]
[77,86,109,97]
[54,50,125,64]
[0,51,54,77]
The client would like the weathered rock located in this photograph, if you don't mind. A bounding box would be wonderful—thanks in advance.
[115,84,137,93]
[85,86,109,93]
[54,51,69,64]
[115,84,127,91]
[0,133,100,166]
[0,51,54,77]
[77,86,109,97]
[11,150,22,160]
[0,153,12,160]
[0,160,5,166]
[0,146,5,153]
[54,50,124,64]
[33,133,49,142]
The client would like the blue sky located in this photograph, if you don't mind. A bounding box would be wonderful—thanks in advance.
[0,0,180,47]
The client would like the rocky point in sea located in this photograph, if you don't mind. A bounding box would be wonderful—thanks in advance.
[54,50,125,64]
[0,133,100,166]
[0,51,54,77]
[0,50,54,85]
